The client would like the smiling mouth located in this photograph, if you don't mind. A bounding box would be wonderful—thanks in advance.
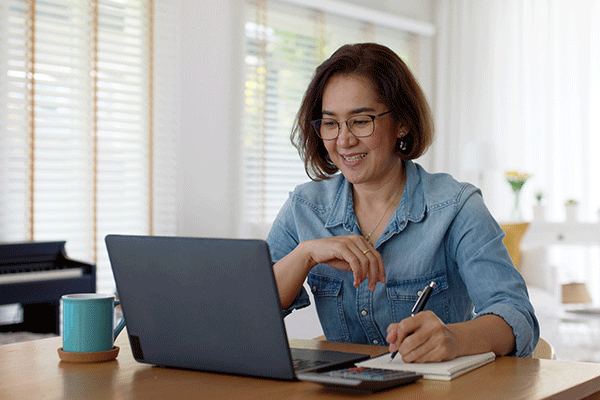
[342,153,366,162]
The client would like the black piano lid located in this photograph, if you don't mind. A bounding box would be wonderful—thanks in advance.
[0,241,67,264]
[0,241,94,274]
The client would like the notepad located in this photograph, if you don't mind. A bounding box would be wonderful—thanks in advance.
[356,351,496,381]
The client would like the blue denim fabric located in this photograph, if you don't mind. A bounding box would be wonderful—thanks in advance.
[266,161,539,357]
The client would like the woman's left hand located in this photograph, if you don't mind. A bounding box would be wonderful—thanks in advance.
[386,311,458,363]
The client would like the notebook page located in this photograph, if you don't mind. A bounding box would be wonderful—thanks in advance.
[356,352,496,381]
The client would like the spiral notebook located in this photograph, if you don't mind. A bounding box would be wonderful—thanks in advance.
[356,351,496,381]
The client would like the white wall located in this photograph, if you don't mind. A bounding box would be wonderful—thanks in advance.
[177,0,244,239]
[177,0,436,339]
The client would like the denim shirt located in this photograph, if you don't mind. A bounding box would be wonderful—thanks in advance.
[266,161,539,357]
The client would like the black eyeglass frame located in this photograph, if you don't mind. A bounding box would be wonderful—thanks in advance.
[311,110,393,140]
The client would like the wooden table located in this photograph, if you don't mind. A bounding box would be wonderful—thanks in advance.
[2,333,600,399]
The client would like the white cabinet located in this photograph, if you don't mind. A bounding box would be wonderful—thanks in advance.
[518,222,600,295]
[522,222,600,246]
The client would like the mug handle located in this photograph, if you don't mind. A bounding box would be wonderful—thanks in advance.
[113,300,126,340]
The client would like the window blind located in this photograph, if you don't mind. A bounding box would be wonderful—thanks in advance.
[242,0,419,226]
[0,0,179,294]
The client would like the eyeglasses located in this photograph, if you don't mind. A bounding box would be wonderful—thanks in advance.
[311,110,392,140]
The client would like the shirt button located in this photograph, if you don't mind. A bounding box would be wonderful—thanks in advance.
[312,286,317,293]
[361,310,368,316]
[372,340,379,345]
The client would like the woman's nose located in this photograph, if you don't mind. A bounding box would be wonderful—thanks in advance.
[336,122,358,146]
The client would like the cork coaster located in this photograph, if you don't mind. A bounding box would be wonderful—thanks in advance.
[58,346,119,363]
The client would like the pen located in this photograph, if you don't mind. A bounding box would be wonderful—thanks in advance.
[390,281,436,362]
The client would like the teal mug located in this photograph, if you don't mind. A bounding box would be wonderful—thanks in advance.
[62,293,126,353]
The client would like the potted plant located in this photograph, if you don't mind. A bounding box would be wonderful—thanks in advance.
[533,191,545,221]
[565,199,579,222]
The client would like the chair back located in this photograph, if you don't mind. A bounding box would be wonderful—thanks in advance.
[532,337,556,359]
[500,222,530,270]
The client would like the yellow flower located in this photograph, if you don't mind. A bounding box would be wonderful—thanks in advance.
[505,171,531,182]
[506,171,531,193]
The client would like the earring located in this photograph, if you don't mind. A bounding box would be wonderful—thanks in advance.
[397,131,408,152]
[398,139,408,152]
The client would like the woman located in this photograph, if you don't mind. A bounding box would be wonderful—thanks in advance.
[266,43,538,362]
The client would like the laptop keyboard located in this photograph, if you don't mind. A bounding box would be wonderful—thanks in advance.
[293,358,330,371]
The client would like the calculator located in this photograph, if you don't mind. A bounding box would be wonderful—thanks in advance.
[297,366,422,392]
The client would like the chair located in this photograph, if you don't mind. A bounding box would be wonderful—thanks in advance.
[500,222,530,270]
[532,337,557,359]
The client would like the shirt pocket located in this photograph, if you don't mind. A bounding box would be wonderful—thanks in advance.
[307,273,351,342]
[385,271,449,323]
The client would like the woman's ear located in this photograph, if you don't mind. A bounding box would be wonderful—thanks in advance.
[395,119,409,137]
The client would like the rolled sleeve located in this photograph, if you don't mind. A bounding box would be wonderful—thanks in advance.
[478,302,539,357]
[281,286,311,317]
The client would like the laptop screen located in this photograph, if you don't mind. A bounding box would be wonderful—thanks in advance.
[106,235,368,380]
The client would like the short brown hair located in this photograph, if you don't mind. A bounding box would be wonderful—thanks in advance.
[292,43,434,181]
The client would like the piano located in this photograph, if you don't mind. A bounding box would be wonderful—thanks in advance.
[0,241,96,334]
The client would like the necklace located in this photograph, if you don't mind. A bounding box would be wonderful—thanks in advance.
[363,188,402,246]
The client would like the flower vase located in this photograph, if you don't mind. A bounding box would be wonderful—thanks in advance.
[511,189,523,221]
[505,172,530,222]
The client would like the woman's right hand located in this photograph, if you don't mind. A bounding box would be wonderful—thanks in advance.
[300,235,386,291]
[273,235,386,308]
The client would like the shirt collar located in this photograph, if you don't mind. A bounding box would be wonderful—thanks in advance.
[325,177,355,231]
[325,161,426,231]
[399,161,426,224]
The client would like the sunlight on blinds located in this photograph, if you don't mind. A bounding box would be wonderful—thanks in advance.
[0,0,178,294]
[242,0,418,226]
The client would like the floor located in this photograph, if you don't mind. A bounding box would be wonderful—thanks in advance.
[552,317,600,362]
[0,331,57,345]
[530,286,600,362]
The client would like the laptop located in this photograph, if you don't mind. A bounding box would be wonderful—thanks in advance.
[105,234,369,380]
